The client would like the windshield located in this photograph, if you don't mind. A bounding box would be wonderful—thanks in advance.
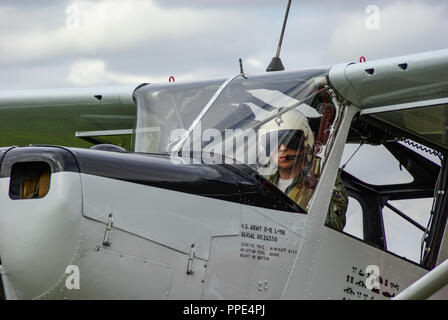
[134,69,329,156]
[134,78,223,154]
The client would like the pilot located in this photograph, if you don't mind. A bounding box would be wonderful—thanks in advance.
[260,109,348,231]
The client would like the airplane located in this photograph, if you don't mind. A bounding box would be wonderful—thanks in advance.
[0,47,448,300]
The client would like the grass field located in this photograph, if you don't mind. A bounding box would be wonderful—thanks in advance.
[0,102,136,150]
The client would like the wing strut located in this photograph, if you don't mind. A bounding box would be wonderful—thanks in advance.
[394,258,448,300]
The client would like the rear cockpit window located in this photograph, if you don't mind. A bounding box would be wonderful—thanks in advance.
[341,144,413,185]
[9,162,51,199]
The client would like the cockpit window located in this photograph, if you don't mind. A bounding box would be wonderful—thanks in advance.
[134,68,347,216]
[133,69,329,157]
[134,79,223,154]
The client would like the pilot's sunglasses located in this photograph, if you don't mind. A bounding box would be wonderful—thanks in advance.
[278,130,304,150]
[262,130,305,154]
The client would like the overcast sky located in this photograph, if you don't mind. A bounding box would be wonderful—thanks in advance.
[1,0,446,263]
[1,0,447,89]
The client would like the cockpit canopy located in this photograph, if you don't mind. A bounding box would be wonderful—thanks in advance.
[133,69,333,169]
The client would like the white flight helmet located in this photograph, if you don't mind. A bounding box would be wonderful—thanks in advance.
[257,108,315,169]
[261,109,314,147]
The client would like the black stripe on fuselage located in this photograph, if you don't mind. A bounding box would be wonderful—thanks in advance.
[0,146,305,214]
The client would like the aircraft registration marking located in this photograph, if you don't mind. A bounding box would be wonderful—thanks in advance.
[239,223,297,262]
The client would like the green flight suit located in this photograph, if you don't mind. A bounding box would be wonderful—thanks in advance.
[269,171,348,231]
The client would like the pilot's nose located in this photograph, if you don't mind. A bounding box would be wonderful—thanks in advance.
[278,143,287,152]
[0,149,82,299]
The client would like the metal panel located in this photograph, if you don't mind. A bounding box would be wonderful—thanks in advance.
[202,205,305,299]
[308,228,448,300]
[80,174,241,259]
[64,248,172,300]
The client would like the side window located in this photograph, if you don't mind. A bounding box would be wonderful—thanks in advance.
[9,162,51,200]
[341,144,413,185]
[340,140,439,266]
[344,196,364,240]
[382,198,432,263]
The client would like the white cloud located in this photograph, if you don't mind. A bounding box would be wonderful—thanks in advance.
[0,0,248,64]
[67,58,220,86]
[1,1,447,88]
[246,58,263,69]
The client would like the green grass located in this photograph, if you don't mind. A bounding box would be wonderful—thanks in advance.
[0,103,136,150]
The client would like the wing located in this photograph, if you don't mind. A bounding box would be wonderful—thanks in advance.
[328,49,448,151]
[0,84,145,149]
